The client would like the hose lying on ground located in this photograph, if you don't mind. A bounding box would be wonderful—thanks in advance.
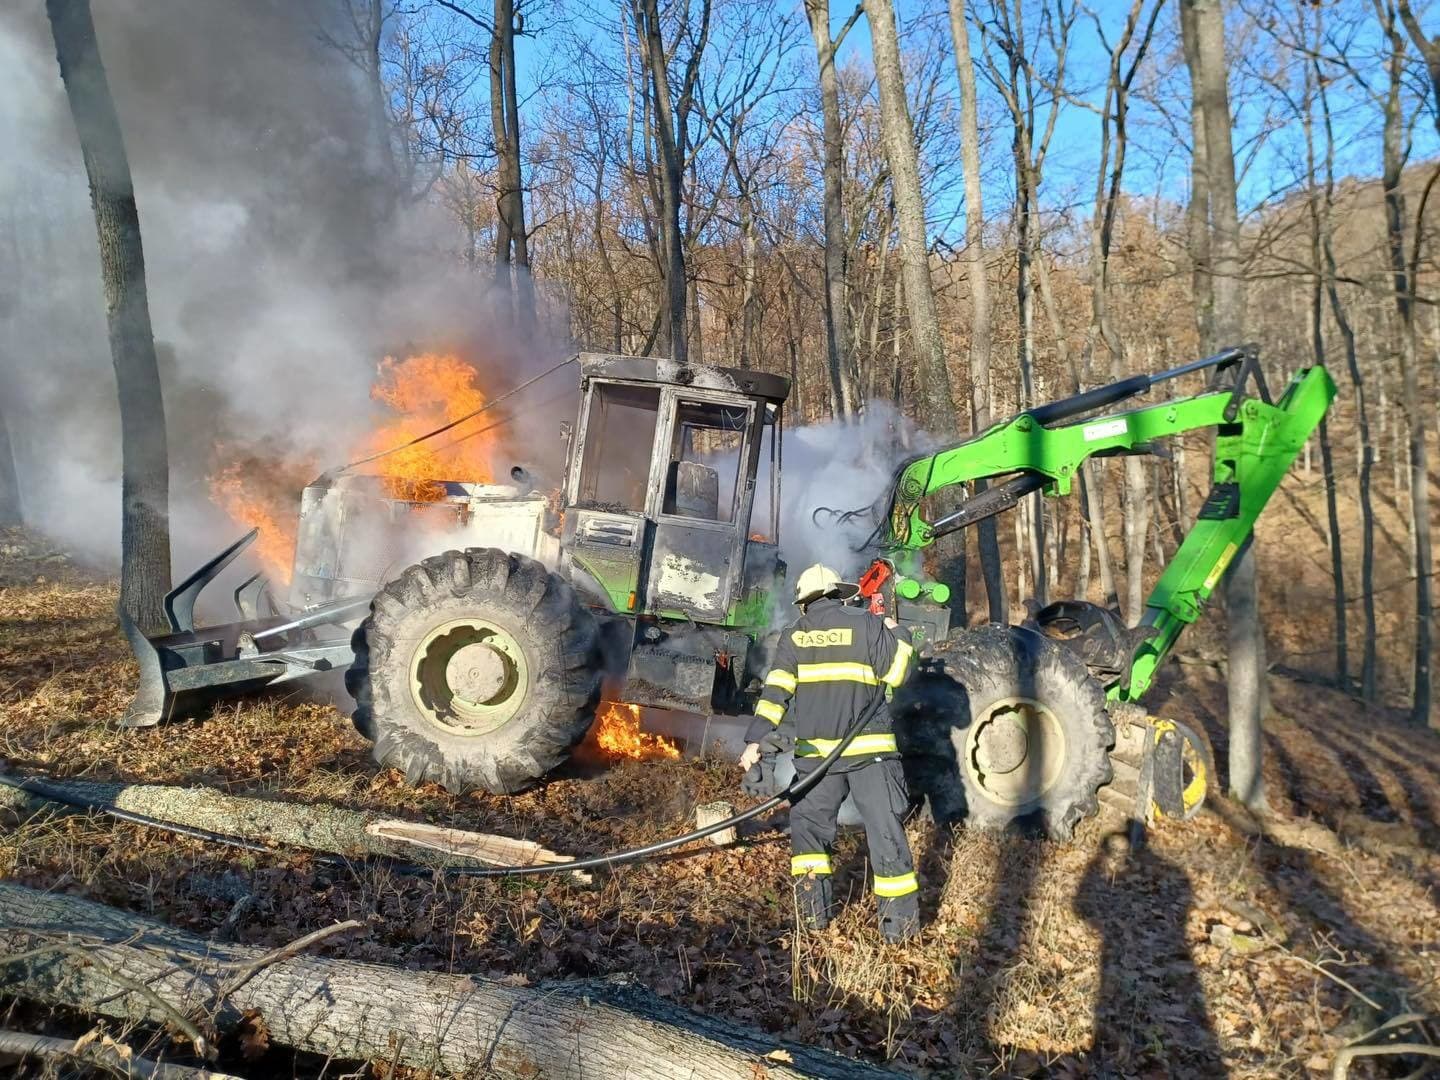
[0,696,883,879]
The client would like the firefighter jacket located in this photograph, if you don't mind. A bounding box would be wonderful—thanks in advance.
[746,598,914,770]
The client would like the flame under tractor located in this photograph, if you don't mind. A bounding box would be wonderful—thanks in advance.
[124,347,1334,838]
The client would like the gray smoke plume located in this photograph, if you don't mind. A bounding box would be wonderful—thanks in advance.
[0,1,573,591]
[758,401,932,582]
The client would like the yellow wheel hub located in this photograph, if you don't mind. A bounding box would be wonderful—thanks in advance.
[964,697,1068,807]
[409,618,529,736]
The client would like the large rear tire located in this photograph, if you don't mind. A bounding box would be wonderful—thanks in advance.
[894,624,1114,840]
[345,548,603,794]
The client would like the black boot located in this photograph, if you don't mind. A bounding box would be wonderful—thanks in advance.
[795,875,833,930]
[878,894,919,943]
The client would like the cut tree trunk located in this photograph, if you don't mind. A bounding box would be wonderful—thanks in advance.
[0,778,584,876]
[0,883,899,1079]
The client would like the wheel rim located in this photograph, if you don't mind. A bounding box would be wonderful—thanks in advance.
[963,696,1068,808]
[409,618,529,736]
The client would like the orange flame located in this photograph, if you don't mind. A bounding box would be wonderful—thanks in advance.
[209,351,503,582]
[366,353,499,501]
[588,701,681,762]
[208,457,312,584]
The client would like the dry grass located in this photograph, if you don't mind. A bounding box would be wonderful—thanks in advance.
[2,525,1439,1077]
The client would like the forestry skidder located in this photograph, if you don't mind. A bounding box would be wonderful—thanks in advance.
[124,347,1334,838]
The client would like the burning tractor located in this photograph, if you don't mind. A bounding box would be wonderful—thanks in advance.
[125,347,1335,837]
[129,355,812,792]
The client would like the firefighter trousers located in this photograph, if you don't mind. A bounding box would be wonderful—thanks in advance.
[789,757,919,942]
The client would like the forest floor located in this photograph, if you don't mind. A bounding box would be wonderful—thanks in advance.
[1,524,1438,1079]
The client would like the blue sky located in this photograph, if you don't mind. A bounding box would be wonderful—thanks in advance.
[497,0,1438,243]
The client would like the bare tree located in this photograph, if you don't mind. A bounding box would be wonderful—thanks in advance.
[1182,0,1267,809]
[805,0,863,415]
[1375,0,1433,725]
[864,0,960,434]
[1086,0,1163,624]
[1397,0,1440,134]
[977,0,1081,608]
[948,0,1007,623]
[633,0,712,364]
[46,0,171,631]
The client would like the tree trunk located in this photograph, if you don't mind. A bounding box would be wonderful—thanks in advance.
[948,0,1005,623]
[0,406,21,526]
[1182,0,1266,808]
[1318,65,1378,700]
[1033,241,1117,611]
[636,0,690,364]
[0,883,897,1080]
[1179,0,1212,350]
[46,0,171,632]
[1302,49,1348,687]
[1378,7,1434,725]
[738,189,759,368]
[805,0,857,417]
[864,0,958,435]
[0,778,586,876]
[490,0,533,327]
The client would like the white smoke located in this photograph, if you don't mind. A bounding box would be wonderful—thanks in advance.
[758,401,934,581]
[0,2,575,597]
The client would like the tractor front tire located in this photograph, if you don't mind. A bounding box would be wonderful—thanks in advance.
[346,548,603,794]
[894,624,1114,840]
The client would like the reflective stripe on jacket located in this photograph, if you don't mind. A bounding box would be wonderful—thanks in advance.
[746,598,913,764]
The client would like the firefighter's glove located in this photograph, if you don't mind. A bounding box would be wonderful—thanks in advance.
[741,756,777,798]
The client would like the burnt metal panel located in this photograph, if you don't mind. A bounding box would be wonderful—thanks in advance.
[577,352,790,404]
[644,523,736,622]
[622,624,753,714]
[562,508,647,612]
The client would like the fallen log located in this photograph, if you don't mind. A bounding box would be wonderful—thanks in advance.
[0,882,898,1079]
[0,1028,242,1080]
[0,776,584,876]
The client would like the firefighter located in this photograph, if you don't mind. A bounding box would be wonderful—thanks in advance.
[739,563,918,942]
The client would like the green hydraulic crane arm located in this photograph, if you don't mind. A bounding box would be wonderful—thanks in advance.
[873,346,1337,702]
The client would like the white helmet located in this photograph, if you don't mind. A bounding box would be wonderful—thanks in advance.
[793,563,859,607]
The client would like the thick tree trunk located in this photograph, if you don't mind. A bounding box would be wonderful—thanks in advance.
[805,0,857,417]
[948,0,1005,623]
[0,884,897,1080]
[1182,0,1267,808]
[46,0,171,632]
[864,0,959,435]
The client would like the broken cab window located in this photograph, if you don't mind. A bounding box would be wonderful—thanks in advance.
[663,400,747,523]
[577,384,660,512]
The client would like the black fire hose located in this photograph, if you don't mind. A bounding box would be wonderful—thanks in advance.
[0,696,887,880]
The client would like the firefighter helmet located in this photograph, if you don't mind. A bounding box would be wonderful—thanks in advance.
[794,563,860,607]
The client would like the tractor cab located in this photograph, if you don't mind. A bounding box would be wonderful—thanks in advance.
[560,354,789,711]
